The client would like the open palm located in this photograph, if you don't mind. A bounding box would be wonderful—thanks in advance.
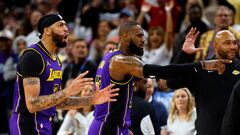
[92,84,119,105]
[182,27,202,54]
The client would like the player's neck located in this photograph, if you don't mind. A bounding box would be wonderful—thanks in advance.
[41,38,57,56]
[119,43,133,56]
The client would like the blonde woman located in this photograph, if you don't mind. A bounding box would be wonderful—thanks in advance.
[161,88,196,135]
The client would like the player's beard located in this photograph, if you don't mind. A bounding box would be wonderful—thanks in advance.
[218,49,237,60]
[52,32,67,48]
[129,40,143,56]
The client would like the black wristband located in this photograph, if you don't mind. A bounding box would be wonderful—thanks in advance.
[143,63,202,79]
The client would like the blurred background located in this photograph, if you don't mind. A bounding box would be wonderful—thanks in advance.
[0,0,239,134]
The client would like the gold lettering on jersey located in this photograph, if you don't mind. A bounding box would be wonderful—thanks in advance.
[99,61,105,69]
[95,75,102,86]
[47,68,62,81]
[54,84,59,92]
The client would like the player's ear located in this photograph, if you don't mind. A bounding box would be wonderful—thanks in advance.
[123,33,130,42]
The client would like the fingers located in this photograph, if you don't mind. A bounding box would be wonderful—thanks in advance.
[193,31,200,40]
[109,88,120,93]
[94,84,99,92]
[195,47,203,52]
[188,27,198,36]
[216,63,224,74]
[79,78,93,83]
[213,61,226,75]
[76,71,89,80]
[103,84,115,91]
[110,98,117,102]
[218,59,232,64]
[108,88,119,102]
[75,79,94,87]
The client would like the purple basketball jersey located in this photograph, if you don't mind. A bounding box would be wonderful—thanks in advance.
[94,50,134,128]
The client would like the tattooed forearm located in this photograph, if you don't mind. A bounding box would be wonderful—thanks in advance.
[57,96,93,110]
[29,91,67,112]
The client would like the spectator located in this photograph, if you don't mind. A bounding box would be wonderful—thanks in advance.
[130,78,160,135]
[145,78,168,130]
[171,3,208,63]
[89,20,112,64]
[103,41,118,56]
[161,88,196,135]
[195,5,240,61]
[0,35,13,135]
[26,9,42,46]
[62,38,97,88]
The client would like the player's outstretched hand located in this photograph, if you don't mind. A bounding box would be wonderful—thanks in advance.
[92,84,119,105]
[65,71,93,96]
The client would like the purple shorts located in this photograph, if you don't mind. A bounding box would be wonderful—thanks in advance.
[88,119,130,135]
[9,112,53,135]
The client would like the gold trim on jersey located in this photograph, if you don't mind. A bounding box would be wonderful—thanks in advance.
[35,113,40,135]
[37,44,57,61]
[15,86,21,112]
[16,72,23,77]
[98,121,104,135]
[110,76,133,85]
[122,84,130,127]
[17,114,21,135]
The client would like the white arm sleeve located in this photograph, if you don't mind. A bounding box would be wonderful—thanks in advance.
[3,57,17,81]
[140,115,155,135]
[57,114,73,135]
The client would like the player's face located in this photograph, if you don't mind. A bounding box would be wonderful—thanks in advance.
[216,32,238,60]
[51,20,69,48]
[129,25,145,56]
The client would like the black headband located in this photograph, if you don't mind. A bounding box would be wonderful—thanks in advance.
[38,14,64,36]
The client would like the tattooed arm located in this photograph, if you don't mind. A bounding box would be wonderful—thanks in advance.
[23,77,68,113]
[57,84,119,110]
[109,55,144,81]
[109,55,231,80]
[23,71,94,113]
[57,96,94,110]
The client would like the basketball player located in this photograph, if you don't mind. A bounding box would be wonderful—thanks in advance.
[9,14,119,135]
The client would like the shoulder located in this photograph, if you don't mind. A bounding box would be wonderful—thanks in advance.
[19,49,43,63]
[111,55,141,64]
[20,48,42,58]
[191,107,197,120]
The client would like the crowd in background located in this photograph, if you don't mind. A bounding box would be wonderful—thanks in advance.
[0,0,240,134]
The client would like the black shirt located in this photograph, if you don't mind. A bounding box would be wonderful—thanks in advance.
[167,51,240,135]
[62,59,97,88]
[222,79,240,135]
[130,97,160,135]
[18,43,49,77]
